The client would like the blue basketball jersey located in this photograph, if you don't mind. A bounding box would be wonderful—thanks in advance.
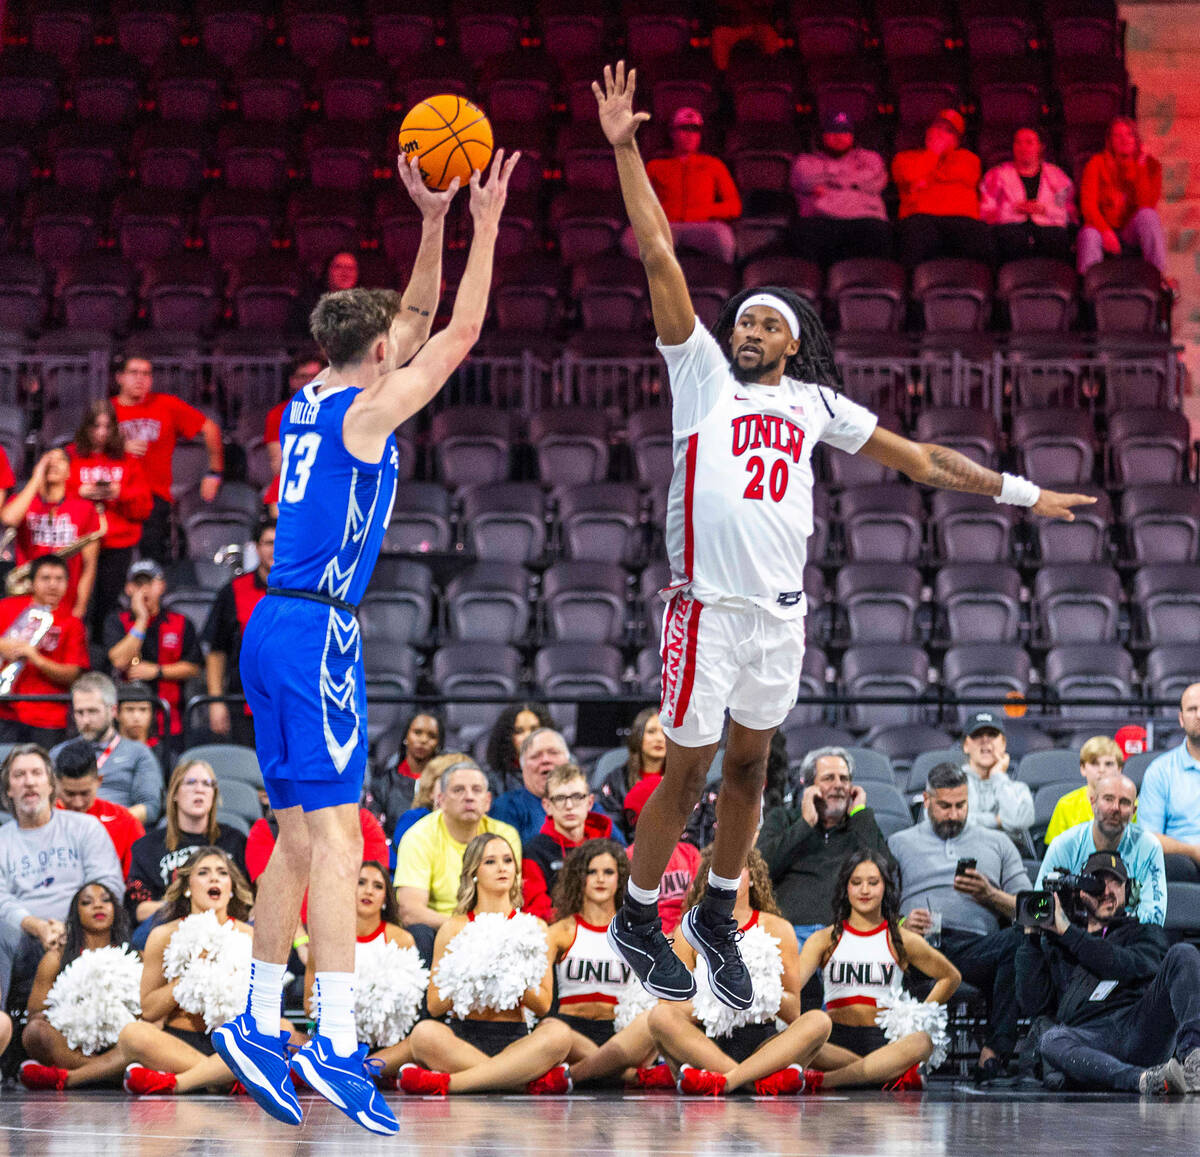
[269,379,399,606]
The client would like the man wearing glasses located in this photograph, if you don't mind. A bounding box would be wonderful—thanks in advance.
[521,762,626,921]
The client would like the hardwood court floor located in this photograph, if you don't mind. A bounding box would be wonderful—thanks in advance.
[2,1084,1197,1156]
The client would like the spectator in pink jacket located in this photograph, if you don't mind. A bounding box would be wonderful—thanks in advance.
[980,127,1076,264]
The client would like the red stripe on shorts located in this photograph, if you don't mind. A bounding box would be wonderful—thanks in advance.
[683,432,698,580]
[673,598,702,728]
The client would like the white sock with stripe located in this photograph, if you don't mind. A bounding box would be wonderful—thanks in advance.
[314,971,358,1057]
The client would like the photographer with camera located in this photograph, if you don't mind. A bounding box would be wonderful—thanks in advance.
[888,762,1031,1079]
[1039,771,1166,925]
[1016,851,1200,1094]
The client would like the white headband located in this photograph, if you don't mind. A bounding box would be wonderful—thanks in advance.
[735,293,800,340]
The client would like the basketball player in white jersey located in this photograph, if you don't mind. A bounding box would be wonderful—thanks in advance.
[594,61,1097,1009]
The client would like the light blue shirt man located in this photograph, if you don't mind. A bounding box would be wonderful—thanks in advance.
[1139,740,1200,844]
[1039,823,1166,925]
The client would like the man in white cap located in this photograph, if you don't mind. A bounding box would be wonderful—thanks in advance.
[620,105,742,263]
[593,60,1095,1014]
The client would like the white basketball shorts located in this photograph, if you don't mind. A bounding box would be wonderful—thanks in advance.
[658,592,806,747]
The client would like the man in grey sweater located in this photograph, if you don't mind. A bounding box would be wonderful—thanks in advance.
[958,710,1035,852]
[50,671,163,825]
[789,110,892,267]
[0,743,123,1004]
[888,761,1031,1079]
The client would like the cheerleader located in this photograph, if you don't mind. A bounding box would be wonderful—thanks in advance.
[118,847,267,1095]
[20,881,136,1089]
[398,834,573,1095]
[649,849,833,1095]
[544,839,666,1087]
[305,860,420,1078]
[797,849,960,1090]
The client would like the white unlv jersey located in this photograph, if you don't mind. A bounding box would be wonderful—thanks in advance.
[658,318,879,620]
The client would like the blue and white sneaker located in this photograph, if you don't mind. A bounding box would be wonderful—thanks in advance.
[290,1035,399,1135]
[212,1014,302,1126]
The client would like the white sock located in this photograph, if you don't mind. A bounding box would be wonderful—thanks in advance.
[314,971,358,1057]
[707,869,741,894]
[628,881,661,907]
[248,958,286,1037]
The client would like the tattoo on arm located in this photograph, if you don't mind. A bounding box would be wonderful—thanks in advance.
[924,446,1003,496]
[406,306,430,317]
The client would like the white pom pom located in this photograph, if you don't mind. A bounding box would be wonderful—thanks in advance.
[693,923,784,1039]
[433,912,547,1019]
[351,938,429,1048]
[613,983,658,1033]
[875,991,950,1069]
[44,946,143,1055]
[163,910,252,1033]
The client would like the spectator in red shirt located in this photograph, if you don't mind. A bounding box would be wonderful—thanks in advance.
[202,518,274,744]
[264,355,325,484]
[52,737,145,876]
[522,763,624,921]
[103,560,202,742]
[111,353,224,563]
[0,555,89,747]
[622,107,742,264]
[891,108,993,267]
[1077,115,1168,279]
[0,444,14,506]
[65,401,153,638]
[2,449,101,621]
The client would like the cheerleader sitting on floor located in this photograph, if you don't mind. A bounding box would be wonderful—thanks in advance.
[545,839,665,1087]
[20,882,139,1089]
[305,860,423,1079]
[649,848,833,1096]
[798,849,960,1091]
[398,833,573,1095]
[118,847,283,1095]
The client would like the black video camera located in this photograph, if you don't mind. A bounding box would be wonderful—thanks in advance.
[1015,871,1106,930]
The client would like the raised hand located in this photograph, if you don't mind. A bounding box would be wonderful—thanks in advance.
[396,152,460,219]
[592,60,651,147]
[1033,488,1099,522]
[468,148,520,229]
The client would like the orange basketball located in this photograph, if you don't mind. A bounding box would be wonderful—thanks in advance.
[398,95,494,191]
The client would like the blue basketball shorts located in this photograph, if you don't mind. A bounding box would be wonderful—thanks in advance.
[240,595,367,813]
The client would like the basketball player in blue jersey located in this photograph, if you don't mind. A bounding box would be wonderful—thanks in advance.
[213,148,519,1134]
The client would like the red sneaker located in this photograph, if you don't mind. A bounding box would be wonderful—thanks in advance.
[802,1069,825,1093]
[229,1081,248,1096]
[677,1065,727,1096]
[398,1063,450,1096]
[124,1064,177,1095]
[635,1062,676,1090]
[883,1064,924,1092]
[19,1060,68,1091]
[527,1064,572,1095]
[753,1064,805,1096]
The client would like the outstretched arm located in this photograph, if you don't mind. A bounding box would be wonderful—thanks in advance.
[390,155,461,365]
[344,150,519,457]
[594,61,695,345]
[859,426,1098,521]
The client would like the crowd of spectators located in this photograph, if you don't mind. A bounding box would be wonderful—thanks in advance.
[4,685,1200,1096]
[781,111,1171,287]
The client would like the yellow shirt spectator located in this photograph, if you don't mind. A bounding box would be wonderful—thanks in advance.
[1044,736,1132,844]
[393,810,522,916]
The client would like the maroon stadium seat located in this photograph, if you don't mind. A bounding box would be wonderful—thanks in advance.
[1033,564,1122,644]
[201,188,276,265]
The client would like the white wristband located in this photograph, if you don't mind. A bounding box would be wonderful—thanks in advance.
[995,472,1041,508]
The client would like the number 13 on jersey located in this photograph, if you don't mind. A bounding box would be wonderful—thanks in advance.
[280,432,321,503]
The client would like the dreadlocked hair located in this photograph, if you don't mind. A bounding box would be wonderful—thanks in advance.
[712,286,843,398]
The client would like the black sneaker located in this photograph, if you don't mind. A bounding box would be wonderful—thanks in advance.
[607,907,697,1001]
[681,906,753,1010]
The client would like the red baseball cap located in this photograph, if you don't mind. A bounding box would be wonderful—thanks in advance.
[623,774,663,827]
[934,108,965,138]
[1114,725,1148,759]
